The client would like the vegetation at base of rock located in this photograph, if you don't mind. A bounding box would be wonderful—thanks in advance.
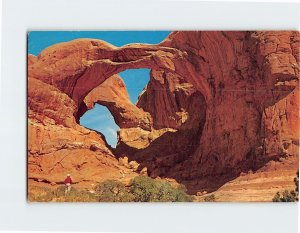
[94,176,192,202]
[28,186,54,202]
[28,185,98,202]
[129,176,192,202]
[28,176,193,202]
[272,190,298,202]
[204,194,216,202]
[54,186,98,202]
[294,171,299,196]
[272,171,299,202]
[95,180,134,202]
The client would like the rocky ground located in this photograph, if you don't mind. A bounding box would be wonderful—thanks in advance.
[195,155,298,202]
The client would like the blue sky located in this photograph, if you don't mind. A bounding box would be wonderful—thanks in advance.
[28,31,170,147]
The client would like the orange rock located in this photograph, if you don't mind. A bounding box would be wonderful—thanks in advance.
[81,74,153,130]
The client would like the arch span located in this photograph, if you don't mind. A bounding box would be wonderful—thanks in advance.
[77,74,153,131]
[28,39,211,110]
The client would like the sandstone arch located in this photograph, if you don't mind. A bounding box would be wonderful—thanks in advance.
[78,74,153,131]
[28,39,205,108]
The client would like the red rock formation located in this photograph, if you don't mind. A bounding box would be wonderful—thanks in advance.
[28,31,299,200]
[116,69,207,178]
[262,87,299,157]
[81,74,152,130]
[159,31,299,182]
[28,76,140,187]
[137,70,204,130]
[28,39,185,107]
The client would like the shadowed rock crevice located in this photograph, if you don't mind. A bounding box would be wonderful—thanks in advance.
[115,70,208,182]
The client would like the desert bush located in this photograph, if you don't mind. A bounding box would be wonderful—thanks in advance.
[130,176,192,202]
[272,170,299,202]
[54,186,98,202]
[272,192,281,202]
[272,190,297,202]
[28,185,98,202]
[95,180,134,202]
[294,171,299,200]
[28,176,193,202]
[204,194,216,202]
[56,187,98,202]
[27,186,54,202]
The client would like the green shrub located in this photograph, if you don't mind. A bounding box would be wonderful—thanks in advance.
[94,176,192,202]
[204,194,216,202]
[272,170,299,202]
[272,190,295,202]
[272,190,297,202]
[95,180,134,202]
[130,176,192,202]
[28,176,193,202]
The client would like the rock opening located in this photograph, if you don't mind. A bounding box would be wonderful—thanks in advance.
[79,69,151,147]
[80,104,119,147]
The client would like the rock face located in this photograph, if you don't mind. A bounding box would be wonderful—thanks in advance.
[116,70,207,179]
[159,31,299,181]
[28,31,299,200]
[28,76,139,187]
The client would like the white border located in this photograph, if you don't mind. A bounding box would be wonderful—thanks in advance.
[1,0,299,232]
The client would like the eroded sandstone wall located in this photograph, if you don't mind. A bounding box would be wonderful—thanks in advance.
[158,31,299,180]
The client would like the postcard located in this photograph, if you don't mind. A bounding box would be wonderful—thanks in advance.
[27,31,299,202]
